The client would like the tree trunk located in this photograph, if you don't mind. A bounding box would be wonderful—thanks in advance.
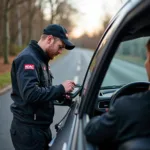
[27,15,32,43]
[0,0,4,56]
[3,5,10,64]
[49,0,54,24]
[17,5,22,46]
[27,0,35,44]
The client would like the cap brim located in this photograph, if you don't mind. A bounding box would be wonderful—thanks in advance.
[61,38,75,50]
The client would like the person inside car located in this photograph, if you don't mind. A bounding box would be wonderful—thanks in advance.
[10,24,75,150]
[84,39,150,149]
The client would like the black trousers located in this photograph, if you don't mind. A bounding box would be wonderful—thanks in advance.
[10,118,52,150]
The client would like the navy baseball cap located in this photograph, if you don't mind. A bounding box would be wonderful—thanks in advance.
[43,24,75,50]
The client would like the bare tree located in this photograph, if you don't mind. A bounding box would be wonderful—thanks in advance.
[48,0,60,24]
[0,0,4,55]
[3,0,10,64]
[0,0,78,63]
[2,0,29,64]
[16,5,22,46]
[47,0,78,28]
[26,0,37,43]
[56,1,78,31]
[2,0,44,63]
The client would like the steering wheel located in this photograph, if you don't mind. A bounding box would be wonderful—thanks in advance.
[110,81,150,106]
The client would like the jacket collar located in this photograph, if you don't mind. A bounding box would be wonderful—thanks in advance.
[29,40,50,63]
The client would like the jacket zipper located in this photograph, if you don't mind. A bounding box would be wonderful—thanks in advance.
[34,113,36,120]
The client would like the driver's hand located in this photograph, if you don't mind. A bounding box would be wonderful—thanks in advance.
[64,94,71,100]
[62,80,75,93]
[105,108,109,112]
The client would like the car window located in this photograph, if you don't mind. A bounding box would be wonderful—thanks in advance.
[102,37,149,87]
[81,19,118,95]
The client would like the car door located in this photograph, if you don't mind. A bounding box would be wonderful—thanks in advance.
[50,0,150,149]
[49,20,118,150]
[68,0,150,150]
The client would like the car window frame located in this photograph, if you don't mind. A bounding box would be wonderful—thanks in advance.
[78,0,147,118]
[69,1,150,150]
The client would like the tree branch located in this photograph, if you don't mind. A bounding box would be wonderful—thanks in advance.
[8,0,31,11]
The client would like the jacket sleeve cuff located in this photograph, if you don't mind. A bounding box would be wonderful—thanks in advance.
[58,84,65,94]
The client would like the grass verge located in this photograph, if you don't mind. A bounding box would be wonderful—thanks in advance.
[116,54,145,66]
[0,72,11,89]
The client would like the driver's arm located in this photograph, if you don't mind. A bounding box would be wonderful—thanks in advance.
[84,105,118,145]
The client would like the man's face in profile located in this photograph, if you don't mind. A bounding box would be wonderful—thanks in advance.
[145,47,150,81]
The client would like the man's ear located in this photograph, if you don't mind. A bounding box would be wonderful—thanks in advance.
[48,35,54,45]
[50,38,54,46]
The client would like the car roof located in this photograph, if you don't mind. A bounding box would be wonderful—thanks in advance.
[124,0,150,41]
[110,0,150,42]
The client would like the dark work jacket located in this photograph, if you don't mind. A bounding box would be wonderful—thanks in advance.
[10,40,65,127]
[85,91,150,147]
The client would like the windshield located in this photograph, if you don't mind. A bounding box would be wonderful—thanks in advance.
[102,37,149,87]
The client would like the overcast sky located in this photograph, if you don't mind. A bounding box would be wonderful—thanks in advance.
[43,0,128,37]
[71,0,127,37]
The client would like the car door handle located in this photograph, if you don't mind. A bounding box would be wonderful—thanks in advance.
[62,143,67,150]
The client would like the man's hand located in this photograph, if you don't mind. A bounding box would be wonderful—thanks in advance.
[62,80,75,93]
[63,94,71,100]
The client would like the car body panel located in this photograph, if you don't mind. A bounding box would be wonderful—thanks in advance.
[49,97,80,150]
[49,0,150,149]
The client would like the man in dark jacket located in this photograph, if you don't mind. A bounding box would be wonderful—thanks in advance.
[84,39,150,149]
[10,24,75,150]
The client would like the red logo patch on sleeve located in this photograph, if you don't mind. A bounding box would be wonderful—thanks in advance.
[24,64,35,70]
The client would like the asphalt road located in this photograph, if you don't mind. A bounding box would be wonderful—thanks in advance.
[0,48,93,150]
[0,48,147,149]
[102,58,147,86]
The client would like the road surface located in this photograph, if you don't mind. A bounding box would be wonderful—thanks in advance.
[0,48,93,150]
[0,48,147,149]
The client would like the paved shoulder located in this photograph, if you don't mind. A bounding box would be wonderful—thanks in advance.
[0,85,12,95]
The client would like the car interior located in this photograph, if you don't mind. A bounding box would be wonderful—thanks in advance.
[87,4,150,150]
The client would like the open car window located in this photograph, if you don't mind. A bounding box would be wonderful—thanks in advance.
[102,37,149,88]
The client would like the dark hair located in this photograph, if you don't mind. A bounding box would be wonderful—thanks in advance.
[146,39,150,51]
[40,34,60,42]
[53,36,60,42]
[41,34,48,40]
